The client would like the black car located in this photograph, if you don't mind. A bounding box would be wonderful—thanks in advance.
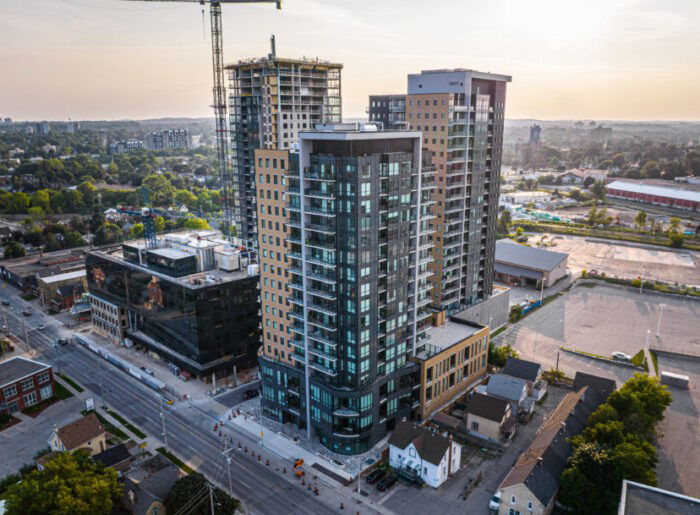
[57,338,69,346]
[376,475,397,492]
[1,300,9,306]
[365,469,385,484]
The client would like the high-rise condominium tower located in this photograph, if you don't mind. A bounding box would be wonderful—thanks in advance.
[226,47,342,244]
[255,124,436,455]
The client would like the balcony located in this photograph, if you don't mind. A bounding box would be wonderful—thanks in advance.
[304,206,335,217]
[304,188,335,200]
[307,302,337,317]
[307,330,337,347]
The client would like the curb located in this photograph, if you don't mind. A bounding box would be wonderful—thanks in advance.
[560,347,646,371]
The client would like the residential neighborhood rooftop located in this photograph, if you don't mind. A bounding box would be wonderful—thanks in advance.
[486,374,528,402]
[388,421,452,466]
[573,371,617,401]
[501,357,542,383]
[468,392,510,422]
[56,413,105,451]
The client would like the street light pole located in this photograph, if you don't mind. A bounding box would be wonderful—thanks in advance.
[656,304,666,336]
[160,395,168,452]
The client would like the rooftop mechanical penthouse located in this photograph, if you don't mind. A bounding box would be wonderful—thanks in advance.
[85,230,259,381]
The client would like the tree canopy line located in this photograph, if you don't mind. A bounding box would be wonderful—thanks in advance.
[512,138,700,180]
[2,173,218,257]
[558,373,672,515]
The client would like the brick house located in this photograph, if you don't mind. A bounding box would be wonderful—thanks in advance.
[0,357,55,414]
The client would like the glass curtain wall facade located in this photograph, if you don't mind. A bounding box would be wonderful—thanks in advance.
[258,128,436,455]
[85,252,259,378]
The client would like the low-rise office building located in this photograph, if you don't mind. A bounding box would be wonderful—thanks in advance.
[495,239,568,288]
[412,317,489,421]
[0,357,54,414]
[85,230,259,380]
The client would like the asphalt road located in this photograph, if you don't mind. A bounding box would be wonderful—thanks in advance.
[0,290,361,515]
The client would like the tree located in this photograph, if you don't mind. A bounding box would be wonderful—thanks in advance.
[587,205,598,225]
[129,223,145,239]
[4,450,121,515]
[166,473,238,515]
[31,190,51,211]
[668,231,684,248]
[591,181,606,200]
[488,343,519,367]
[182,217,210,230]
[3,240,25,259]
[583,176,595,188]
[497,210,512,235]
[634,210,647,232]
[175,189,197,207]
[142,175,176,205]
[93,223,122,246]
[78,181,97,207]
[559,443,619,515]
[64,231,86,248]
[8,192,30,214]
[668,217,681,233]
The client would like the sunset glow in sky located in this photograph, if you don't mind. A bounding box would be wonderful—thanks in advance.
[2,0,699,121]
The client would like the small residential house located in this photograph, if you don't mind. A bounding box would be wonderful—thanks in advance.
[573,371,616,401]
[497,387,604,515]
[388,421,462,488]
[501,357,546,401]
[48,412,106,456]
[483,374,529,415]
[466,392,516,443]
[93,443,133,473]
[122,454,181,515]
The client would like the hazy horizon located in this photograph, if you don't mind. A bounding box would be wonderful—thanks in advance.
[2,0,699,122]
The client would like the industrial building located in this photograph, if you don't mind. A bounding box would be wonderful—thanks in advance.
[605,180,700,212]
[257,124,437,455]
[495,239,568,288]
[37,269,87,312]
[226,41,342,244]
[85,230,259,380]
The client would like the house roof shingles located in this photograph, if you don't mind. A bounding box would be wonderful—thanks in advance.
[501,357,542,383]
[499,387,604,508]
[468,392,510,422]
[573,371,616,401]
[57,413,105,451]
[93,443,132,468]
[388,421,452,466]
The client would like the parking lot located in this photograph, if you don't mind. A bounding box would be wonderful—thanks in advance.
[496,283,700,384]
[654,353,700,498]
[374,386,570,515]
[532,234,700,287]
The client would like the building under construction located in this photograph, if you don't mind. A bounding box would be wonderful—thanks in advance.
[85,230,260,380]
[226,40,342,243]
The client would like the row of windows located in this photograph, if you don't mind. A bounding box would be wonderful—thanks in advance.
[257,157,287,170]
[2,371,50,399]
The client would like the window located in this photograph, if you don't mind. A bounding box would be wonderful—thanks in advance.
[21,378,34,391]
[511,496,516,504]
[527,501,533,511]
[23,391,37,407]
[40,385,53,400]
[38,371,50,384]
[471,421,479,431]
[3,385,17,398]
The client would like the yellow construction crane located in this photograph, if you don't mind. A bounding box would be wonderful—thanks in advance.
[123,0,281,242]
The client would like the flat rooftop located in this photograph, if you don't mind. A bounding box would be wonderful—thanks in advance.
[496,239,568,272]
[416,320,485,360]
[146,247,193,260]
[620,480,700,515]
[38,269,86,285]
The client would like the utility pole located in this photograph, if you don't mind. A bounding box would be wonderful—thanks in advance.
[97,358,107,408]
[209,483,215,515]
[160,395,169,452]
[21,317,31,355]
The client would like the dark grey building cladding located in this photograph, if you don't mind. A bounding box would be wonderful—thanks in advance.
[259,127,434,455]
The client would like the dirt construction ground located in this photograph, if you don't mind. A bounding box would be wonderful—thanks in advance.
[530,234,700,287]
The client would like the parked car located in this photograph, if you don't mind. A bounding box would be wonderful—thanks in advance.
[489,491,502,511]
[612,351,631,362]
[57,338,69,346]
[376,475,396,492]
[22,310,31,317]
[365,469,385,484]
[1,300,9,306]
[140,367,155,376]
[37,324,46,330]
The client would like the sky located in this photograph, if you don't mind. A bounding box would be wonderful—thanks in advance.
[1,0,699,122]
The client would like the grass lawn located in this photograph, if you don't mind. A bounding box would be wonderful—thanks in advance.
[57,373,84,393]
[156,447,194,474]
[105,409,147,440]
[630,349,648,371]
[54,381,74,400]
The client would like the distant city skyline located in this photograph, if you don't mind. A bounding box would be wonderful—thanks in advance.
[2,0,699,121]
